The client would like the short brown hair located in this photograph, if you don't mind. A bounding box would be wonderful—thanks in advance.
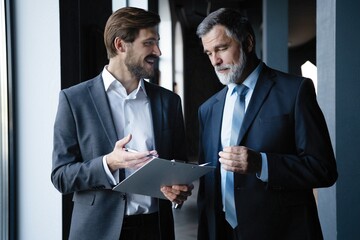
[104,7,161,59]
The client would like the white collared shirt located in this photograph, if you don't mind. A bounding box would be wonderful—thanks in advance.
[101,66,158,215]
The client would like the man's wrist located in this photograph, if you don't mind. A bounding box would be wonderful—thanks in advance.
[105,154,117,172]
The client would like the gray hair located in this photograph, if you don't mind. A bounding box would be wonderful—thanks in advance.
[196,8,256,50]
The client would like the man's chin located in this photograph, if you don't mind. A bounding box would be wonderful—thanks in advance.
[132,70,155,80]
[216,74,230,85]
[219,80,229,85]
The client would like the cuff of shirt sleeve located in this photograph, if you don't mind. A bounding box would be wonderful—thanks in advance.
[256,152,268,182]
[102,155,118,185]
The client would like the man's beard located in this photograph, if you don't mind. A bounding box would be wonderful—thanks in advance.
[215,50,247,85]
[125,48,156,79]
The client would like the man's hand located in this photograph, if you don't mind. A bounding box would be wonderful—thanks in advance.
[106,134,157,172]
[160,184,194,205]
[219,146,262,174]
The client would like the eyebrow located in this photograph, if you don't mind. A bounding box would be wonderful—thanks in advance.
[203,43,229,54]
[143,34,160,41]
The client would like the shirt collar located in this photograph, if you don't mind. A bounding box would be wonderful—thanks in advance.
[227,62,263,96]
[101,66,148,97]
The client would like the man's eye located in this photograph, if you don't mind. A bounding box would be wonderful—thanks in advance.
[144,41,157,46]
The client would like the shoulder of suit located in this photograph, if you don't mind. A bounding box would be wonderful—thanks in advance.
[144,80,180,98]
[199,86,227,110]
[262,66,306,88]
[62,74,102,94]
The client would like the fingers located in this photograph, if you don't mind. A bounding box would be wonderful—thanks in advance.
[107,134,158,170]
[218,146,258,174]
[220,150,261,173]
[220,158,248,173]
[121,150,155,169]
[123,156,151,169]
[149,150,158,158]
[160,184,193,204]
[222,145,247,154]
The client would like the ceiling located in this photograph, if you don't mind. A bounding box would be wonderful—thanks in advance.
[171,0,316,48]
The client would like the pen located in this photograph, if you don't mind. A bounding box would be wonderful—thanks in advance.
[173,202,183,209]
[125,148,157,157]
[125,148,139,153]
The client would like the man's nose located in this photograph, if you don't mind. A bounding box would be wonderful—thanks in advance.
[211,53,222,66]
[153,44,162,56]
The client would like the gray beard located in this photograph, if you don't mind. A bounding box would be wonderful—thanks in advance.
[215,50,247,85]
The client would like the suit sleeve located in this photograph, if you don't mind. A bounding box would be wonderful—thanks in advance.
[197,107,209,240]
[267,78,338,189]
[51,91,113,194]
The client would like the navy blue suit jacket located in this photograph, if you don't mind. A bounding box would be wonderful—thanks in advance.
[197,64,337,240]
[51,74,187,240]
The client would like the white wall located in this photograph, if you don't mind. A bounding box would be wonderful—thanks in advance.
[158,0,173,91]
[14,0,61,239]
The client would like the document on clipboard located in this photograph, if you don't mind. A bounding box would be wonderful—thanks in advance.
[112,157,214,199]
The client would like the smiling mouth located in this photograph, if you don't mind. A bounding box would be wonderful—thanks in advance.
[145,56,158,65]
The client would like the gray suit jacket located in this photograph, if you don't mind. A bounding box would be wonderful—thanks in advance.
[51,74,187,240]
[197,64,337,240]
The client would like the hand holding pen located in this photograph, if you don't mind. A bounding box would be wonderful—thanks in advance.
[125,147,158,158]
[106,134,158,172]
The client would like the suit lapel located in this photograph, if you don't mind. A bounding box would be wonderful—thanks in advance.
[239,66,275,143]
[211,88,227,165]
[144,81,163,152]
[87,75,118,147]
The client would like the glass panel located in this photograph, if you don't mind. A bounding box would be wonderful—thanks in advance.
[174,21,184,110]
[158,0,173,91]
[0,0,9,238]
[112,0,126,11]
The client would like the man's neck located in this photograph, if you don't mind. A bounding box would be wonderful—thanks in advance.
[107,60,139,94]
[238,56,260,84]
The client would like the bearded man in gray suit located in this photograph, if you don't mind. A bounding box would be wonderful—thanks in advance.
[51,7,193,240]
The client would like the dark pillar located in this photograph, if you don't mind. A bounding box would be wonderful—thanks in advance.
[317,0,360,239]
[262,0,288,72]
[59,0,112,239]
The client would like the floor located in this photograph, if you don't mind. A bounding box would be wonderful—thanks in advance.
[173,180,199,240]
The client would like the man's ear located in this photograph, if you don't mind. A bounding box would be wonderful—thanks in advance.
[245,35,254,53]
[114,37,126,53]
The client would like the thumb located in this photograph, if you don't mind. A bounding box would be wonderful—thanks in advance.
[115,134,132,149]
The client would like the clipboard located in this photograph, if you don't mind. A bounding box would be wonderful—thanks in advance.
[112,158,214,199]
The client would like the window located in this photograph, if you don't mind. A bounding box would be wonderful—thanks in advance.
[0,0,10,239]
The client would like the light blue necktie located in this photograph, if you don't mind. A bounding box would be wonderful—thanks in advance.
[224,84,248,229]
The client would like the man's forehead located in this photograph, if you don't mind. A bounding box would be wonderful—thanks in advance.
[138,27,160,39]
[202,29,233,50]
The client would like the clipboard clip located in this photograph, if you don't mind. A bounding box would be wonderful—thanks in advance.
[171,160,211,168]
[170,159,185,163]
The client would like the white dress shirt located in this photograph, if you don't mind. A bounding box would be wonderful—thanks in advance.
[101,66,158,215]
